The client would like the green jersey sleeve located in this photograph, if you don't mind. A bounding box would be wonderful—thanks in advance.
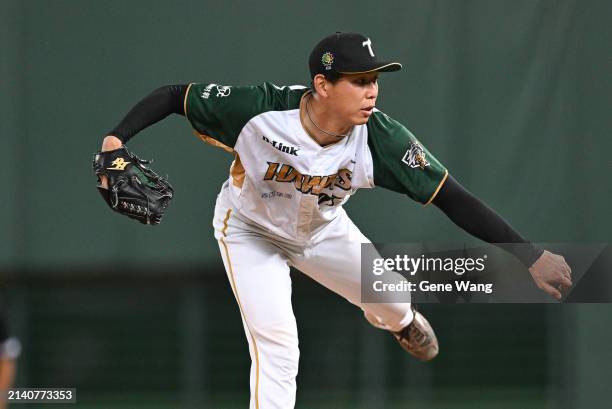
[366,110,448,204]
[184,82,305,148]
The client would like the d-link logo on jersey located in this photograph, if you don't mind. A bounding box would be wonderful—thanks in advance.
[262,136,299,156]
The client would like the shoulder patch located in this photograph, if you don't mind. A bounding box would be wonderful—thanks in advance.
[199,83,232,99]
[402,141,430,169]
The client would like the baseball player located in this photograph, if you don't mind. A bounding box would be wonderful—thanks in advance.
[0,309,20,409]
[96,32,573,408]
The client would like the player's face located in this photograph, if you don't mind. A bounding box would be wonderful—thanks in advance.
[327,72,379,125]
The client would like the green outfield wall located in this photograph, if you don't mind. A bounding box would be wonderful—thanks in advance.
[1,0,609,270]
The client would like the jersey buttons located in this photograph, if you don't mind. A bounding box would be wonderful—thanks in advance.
[296,195,318,240]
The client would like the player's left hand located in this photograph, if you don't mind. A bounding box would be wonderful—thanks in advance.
[528,250,572,300]
[92,145,174,225]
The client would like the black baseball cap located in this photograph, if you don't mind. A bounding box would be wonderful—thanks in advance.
[309,32,402,79]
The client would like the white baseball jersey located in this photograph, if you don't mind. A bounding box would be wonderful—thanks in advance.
[185,81,448,408]
[184,82,448,241]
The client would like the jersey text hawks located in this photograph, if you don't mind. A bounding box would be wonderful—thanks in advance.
[263,162,352,195]
[185,82,447,238]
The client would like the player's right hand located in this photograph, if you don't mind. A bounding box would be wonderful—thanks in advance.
[528,250,573,300]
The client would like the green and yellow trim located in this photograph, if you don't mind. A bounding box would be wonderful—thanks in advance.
[338,62,403,75]
[424,169,449,206]
[183,83,194,119]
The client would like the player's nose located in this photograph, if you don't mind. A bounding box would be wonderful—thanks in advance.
[365,82,378,99]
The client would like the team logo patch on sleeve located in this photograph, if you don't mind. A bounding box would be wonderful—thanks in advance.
[215,85,231,97]
[200,84,232,99]
[402,142,430,169]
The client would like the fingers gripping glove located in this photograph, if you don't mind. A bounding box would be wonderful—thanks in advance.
[92,146,173,225]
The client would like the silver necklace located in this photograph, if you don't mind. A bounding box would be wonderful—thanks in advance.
[305,94,352,139]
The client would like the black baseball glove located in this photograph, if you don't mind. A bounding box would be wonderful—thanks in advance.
[92,146,173,225]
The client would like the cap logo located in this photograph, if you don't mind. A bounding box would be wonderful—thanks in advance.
[362,38,375,57]
[321,52,334,70]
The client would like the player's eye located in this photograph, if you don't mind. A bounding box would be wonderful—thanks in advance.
[353,77,378,86]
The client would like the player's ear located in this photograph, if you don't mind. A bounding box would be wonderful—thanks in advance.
[313,74,329,97]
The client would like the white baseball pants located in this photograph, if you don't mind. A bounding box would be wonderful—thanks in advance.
[213,190,413,409]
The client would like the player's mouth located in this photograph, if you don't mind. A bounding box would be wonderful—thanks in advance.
[360,106,374,116]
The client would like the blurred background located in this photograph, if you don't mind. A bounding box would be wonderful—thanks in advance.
[1,0,610,408]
